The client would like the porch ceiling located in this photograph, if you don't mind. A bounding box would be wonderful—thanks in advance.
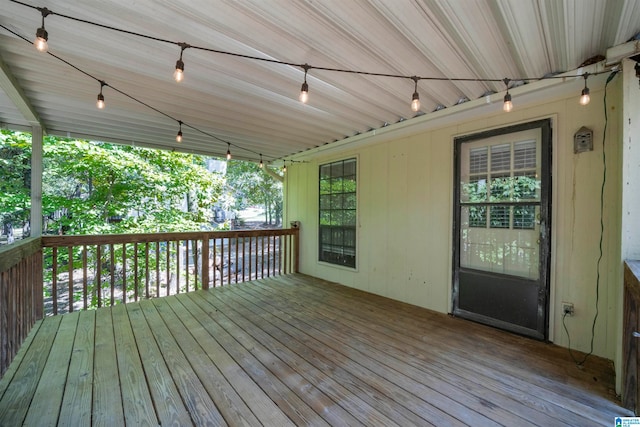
[1,1,639,163]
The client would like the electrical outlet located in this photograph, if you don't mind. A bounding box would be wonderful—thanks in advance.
[562,302,575,316]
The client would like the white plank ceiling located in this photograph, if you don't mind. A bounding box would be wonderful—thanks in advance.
[1,0,639,163]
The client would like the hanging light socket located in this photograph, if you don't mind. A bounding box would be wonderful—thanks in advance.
[176,121,183,142]
[502,78,513,112]
[96,81,106,109]
[579,73,590,106]
[174,43,189,83]
[410,76,420,112]
[34,7,51,52]
[299,64,310,103]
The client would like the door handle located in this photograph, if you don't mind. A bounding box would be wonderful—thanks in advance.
[633,331,640,338]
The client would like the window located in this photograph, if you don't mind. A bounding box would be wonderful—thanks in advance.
[463,139,539,230]
[319,158,356,268]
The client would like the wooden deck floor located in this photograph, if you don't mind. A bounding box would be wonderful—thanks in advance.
[0,274,632,426]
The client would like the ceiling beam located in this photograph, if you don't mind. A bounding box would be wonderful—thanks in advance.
[0,52,45,132]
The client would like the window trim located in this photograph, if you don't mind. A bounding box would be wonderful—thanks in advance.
[318,157,358,269]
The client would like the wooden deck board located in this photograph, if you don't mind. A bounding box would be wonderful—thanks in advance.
[111,303,159,426]
[58,310,95,427]
[23,312,79,426]
[0,315,61,426]
[125,303,193,426]
[137,299,226,426]
[0,274,633,426]
[278,275,622,419]
[92,305,124,426]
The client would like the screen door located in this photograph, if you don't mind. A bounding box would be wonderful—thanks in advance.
[453,120,551,339]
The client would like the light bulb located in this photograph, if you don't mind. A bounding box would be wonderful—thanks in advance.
[503,92,513,112]
[259,155,263,168]
[299,82,309,104]
[226,147,231,161]
[34,27,48,52]
[96,93,105,109]
[174,60,185,83]
[411,92,420,112]
[176,130,183,143]
[579,89,590,106]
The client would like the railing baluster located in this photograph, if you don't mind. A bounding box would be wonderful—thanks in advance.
[110,244,115,306]
[66,246,73,313]
[175,240,180,295]
[227,235,232,286]
[122,243,127,304]
[134,242,139,302]
[201,236,209,290]
[96,244,102,308]
[191,239,196,291]
[241,237,245,283]
[262,236,265,279]
[235,236,239,284]
[184,240,191,292]
[165,241,170,296]
[248,237,253,281]
[155,241,160,298]
[82,245,88,310]
[52,246,58,315]
[220,237,224,286]
[145,242,150,299]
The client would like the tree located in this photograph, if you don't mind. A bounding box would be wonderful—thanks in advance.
[1,130,224,241]
[225,160,283,226]
[42,138,223,235]
[0,130,32,242]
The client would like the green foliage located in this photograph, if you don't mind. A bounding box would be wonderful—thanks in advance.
[39,137,223,235]
[0,130,32,231]
[225,160,283,225]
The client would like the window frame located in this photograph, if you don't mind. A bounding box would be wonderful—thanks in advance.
[318,157,357,269]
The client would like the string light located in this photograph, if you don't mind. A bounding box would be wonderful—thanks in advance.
[259,154,263,168]
[33,7,50,52]
[176,120,183,142]
[96,81,106,109]
[579,73,590,106]
[299,64,310,104]
[174,43,189,83]
[283,160,287,173]
[7,2,616,166]
[502,78,513,112]
[410,76,420,112]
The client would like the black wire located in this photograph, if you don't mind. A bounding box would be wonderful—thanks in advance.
[2,1,621,163]
[563,70,618,367]
[7,0,612,85]
[0,23,274,161]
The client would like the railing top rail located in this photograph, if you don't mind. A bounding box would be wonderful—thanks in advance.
[41,228,298,247]
[0,237,42,273]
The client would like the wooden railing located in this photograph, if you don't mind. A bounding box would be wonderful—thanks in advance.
[0,238,43,376]
[623,260,640,414]
[41,228,299,316]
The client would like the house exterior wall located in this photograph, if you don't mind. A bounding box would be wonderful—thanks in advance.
[284,75,623,362]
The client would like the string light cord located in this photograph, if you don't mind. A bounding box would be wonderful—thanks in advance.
[563,69,618,367]
[0,22,273,161]
[7,1,614,86]
[2,2,621,165]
